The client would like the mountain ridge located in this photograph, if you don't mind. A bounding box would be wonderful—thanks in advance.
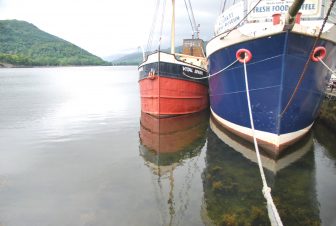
[0,20,108,67]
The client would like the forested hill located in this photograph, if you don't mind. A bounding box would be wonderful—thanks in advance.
[0,20,107,66]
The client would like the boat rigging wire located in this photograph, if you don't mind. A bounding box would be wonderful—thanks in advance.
[146,0,168,54]
[241,54,284,226]
[146,0,161,54]
[184,0,195,36]
[158,0,167,48]
[219,0,226,15]
[280,0,336,117]
[183,0,199,38]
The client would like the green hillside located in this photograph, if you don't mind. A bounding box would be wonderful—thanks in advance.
[111,52,143,65]
[0,20,107,66]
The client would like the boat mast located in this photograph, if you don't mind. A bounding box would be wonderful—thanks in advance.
[171,0,175,54]
[285,0,305,29]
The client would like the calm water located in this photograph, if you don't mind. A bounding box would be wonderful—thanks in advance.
[0,66,335,226]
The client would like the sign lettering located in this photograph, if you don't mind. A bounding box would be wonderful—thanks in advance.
[183,66,204,76]
[247,0,322,20]
[215,2,244,35]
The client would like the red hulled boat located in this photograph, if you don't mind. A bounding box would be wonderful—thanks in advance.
[138,0,208,117]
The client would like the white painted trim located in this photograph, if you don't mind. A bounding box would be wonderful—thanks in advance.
[206,21,335,57]
[211,108,313,147]
[139,52,206,71]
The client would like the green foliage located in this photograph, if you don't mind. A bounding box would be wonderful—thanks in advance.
[318,98,336,132]
[0,20,109,66]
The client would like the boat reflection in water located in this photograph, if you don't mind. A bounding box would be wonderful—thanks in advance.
[202,116,320,226]
[139,110,208,225]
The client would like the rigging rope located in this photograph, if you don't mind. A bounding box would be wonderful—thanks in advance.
[187,0,197,37]
[158,0,167,50]
[183,0,199,38]
[184,0,195,35]
[242,58,284,226]
[280,0,336,117]
[146,0,168,54]
[219,0,226,15]
[146,0,161,54]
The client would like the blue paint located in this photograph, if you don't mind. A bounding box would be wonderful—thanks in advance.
[208,32,336,135]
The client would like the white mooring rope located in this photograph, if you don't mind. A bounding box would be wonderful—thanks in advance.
[242,58,284,226]
[318,58,336,76]
[182,59,238,80]
[209,59,239,77]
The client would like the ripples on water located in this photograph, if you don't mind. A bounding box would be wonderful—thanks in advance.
[0,66,335,226]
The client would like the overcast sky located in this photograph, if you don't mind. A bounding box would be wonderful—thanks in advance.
[0,0,220,58]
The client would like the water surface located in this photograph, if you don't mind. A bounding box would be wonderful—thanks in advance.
[0,66,335,226]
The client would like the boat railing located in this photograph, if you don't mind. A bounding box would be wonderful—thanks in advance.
[174,53,205,60]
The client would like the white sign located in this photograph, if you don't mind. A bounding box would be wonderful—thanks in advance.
[247,0,322,20]
[215,2,245,35]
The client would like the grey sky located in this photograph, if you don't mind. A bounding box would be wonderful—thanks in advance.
[0,0,220,58]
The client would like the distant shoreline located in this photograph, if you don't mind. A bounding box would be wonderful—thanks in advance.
[0,62,116,68]
[0,64,137,69]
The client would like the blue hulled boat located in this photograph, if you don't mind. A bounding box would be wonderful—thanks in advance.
[207,0,336,154]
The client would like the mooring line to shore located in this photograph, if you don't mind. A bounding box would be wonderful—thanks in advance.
[239,49,284,226]
[318,58,336,76]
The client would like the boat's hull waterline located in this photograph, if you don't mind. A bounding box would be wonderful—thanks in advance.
[208,31,336,154]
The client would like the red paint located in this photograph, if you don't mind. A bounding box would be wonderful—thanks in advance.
[272,13,281,25]
[311,46,327,62]
[139,76,208,116]
[236,49,252,63]
[295,12,302,24]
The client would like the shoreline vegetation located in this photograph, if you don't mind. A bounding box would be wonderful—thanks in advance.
[0,52,112,67]
[0,20,110,67]
[318,93,336,132]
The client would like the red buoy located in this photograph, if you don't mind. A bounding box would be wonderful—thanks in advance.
[311,46,327,62]
[236,49,252,63]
